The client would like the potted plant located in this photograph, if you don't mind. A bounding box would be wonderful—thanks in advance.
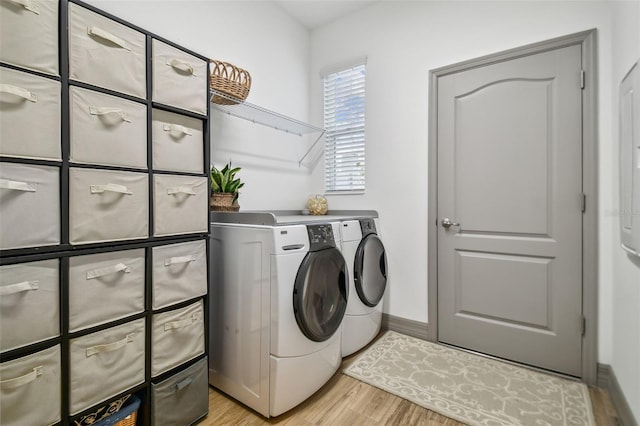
[210,162,244,211]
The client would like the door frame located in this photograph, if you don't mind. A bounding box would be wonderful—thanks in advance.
[427,29,598,384]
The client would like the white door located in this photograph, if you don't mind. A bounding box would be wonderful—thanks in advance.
[437,44,583,376]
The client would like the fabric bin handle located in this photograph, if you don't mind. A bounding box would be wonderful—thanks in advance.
[4,0,39,14]
[90,183,133,195]
[87,26,131,51]
[89,106,132,123]
[0,366,43,390]
[0,280,39,296]
[167,186,196,196]
[166,58,195,75]
[164,254,197,266]
[163,123,193,136]
[86,263,131,280]
[86,333,134,357]
[0,83,37,102]
[164,312,201,331]
[171,375,195,393]
[0,179,36,192]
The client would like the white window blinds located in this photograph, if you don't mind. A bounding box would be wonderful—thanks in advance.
[323,62,366,193]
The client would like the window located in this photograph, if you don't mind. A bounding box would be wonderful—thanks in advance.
[323,61,366,193]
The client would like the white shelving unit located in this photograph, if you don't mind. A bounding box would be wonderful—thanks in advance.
[210,89,325,166]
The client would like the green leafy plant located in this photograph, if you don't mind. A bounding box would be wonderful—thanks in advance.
[210,162,244,203]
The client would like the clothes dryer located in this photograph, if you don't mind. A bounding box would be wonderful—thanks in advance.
[340,218,388,357]
[209,219,347,417]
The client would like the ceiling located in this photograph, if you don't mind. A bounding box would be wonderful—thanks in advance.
[273,0,377,30]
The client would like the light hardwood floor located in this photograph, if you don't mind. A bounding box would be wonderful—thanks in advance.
[200,355,619,426]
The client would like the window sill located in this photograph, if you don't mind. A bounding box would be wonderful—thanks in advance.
[324,190,365,196]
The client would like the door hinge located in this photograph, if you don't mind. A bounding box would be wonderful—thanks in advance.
[581,316,586,336]
[580,70,585,89]
[581,193,586,213]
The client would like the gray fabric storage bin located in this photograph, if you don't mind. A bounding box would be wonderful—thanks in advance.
[68,3,146,99]
[151,300,204,377]
[69,318,145,415]
[0,345,61,426]
[152,240,207,310]
[69,86,147,169]
[151,357,208,426]
[0,0,58,76]
[69,168,149,245]
[151,39,207,115]
[0,67,61,161]
[0,162,60,250]
[68,249,145,333]
[0,259,60,352]
[152,109,204,173]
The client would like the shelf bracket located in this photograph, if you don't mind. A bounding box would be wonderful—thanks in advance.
[298,130,326,168]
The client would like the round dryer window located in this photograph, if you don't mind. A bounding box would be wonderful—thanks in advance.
[293,248,348,342]
[354,234,387,307]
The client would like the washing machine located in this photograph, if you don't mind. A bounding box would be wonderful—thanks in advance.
[208,214,348,417]
[340,218,388,357]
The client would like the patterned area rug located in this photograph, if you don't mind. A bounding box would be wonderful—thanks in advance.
[343,331,595,426]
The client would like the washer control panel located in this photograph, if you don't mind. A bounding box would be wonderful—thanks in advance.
[307,224,336,251]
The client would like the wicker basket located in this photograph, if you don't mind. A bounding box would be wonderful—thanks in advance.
[210,192,240,212]
[92,395,140,426]
[112,411,137,426]
[209,59,251,105]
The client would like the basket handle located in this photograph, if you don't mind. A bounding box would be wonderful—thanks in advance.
[0,83,37,102]
[86,263,131,280]
[164,254,197,267]
[90,183,133,195]
[167,58,195,75]
[162,123,193,137]
[164,312,200,331]
[166,178,204,196]
[0,366,43,390]
[209,60,252,85]
[0,280,39,296]
[167,185,196,196]
[86,333,135,357]
[5,0,39,14]
[89,106,131,123]
[87,26,131,51]
[0,178,36,192]
[171,375,195,393]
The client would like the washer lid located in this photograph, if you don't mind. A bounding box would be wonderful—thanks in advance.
[354,234,387,307]
[293,247,348,342]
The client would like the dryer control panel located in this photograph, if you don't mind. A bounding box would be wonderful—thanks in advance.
[307,224,336,251]
[360,218,377,236]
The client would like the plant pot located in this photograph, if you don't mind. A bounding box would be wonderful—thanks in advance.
[210,193,239,211]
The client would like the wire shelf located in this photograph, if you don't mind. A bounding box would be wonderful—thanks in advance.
[210,90,324,136]
[210,89,325,166]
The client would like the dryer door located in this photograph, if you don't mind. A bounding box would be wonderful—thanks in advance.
[354,234,388,307]
[293,247,348,342]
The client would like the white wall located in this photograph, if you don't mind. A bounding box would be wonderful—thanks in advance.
[610,0,640,419]
[84,0,315,210]
[309,0,615,358]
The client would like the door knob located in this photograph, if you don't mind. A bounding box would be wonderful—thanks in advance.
[441,218,460,229]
